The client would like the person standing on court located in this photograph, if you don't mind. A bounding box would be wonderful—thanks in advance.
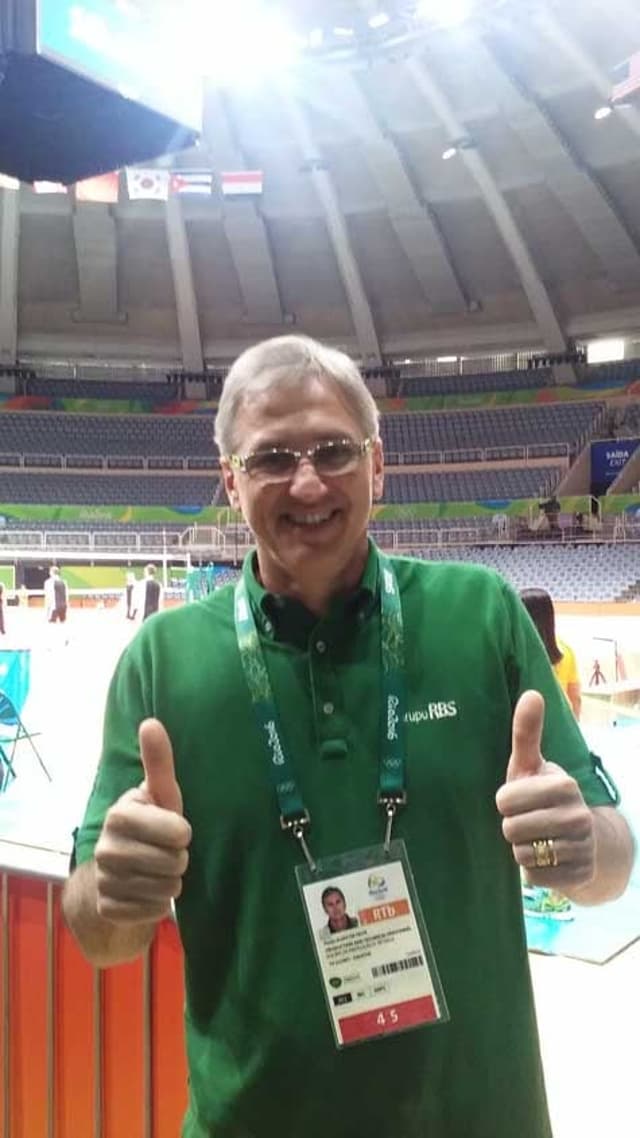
[124,571,137,621]
[140,563,162,622]
[44,565,68,624]
[520,588,581,720]
[62,335,634,1138]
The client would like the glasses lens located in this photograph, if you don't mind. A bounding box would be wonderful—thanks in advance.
[245,449,297,479]
[314,440,360,474]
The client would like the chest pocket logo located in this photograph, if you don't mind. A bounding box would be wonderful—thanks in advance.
[405,701,458,724]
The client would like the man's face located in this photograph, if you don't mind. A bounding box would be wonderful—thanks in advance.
[221,376,384,588]
[323,891,346,923]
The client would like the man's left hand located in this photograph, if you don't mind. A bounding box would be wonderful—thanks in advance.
[495,690,595,889]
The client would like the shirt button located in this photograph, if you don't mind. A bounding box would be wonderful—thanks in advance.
[323,701,334,716]
[315,640,326,654]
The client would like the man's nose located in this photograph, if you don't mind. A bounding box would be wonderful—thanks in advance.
[288,457,328,497]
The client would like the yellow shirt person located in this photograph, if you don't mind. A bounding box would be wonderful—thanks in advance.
[520,590,581,721]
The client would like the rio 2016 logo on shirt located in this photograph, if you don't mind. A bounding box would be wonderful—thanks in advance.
[405,701,458,724]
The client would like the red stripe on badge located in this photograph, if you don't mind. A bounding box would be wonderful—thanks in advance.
[338,995,438,1044]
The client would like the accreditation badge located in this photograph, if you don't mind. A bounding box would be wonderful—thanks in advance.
[296,840,449,1048]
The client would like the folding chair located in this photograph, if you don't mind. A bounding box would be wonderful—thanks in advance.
[0,689,51,783]
[0,741,16,792]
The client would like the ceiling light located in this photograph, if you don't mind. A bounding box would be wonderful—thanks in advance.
[188,2,302,88]
[369,12,390,29]
[308,27,324,48]
[333,26,355,37]
[442,146,458,160]
[593,105,613,120]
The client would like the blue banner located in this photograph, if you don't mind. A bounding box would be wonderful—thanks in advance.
[38,1,202,130]
[591,438,639,487]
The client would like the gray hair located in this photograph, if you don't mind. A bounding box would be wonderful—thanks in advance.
[214,335,380,455]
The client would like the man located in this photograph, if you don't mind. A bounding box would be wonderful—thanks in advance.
[124,571,137,620]
[62,335,634,1138]
[44,565,68,623]
[139,563,162,621]
[320,886,358,937]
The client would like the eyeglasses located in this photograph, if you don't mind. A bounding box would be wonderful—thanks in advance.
[228,437,373,482]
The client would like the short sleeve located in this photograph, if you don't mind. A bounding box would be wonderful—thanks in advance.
[501,580,619,809]
[72,638,152,866]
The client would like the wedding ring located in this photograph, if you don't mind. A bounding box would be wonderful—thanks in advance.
[532,838,558,869]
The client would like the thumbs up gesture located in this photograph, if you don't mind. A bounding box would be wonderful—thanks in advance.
[495,691,595,889]
[94,719,192,924]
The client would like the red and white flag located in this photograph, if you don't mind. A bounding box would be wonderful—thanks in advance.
[126,168,170,201]
[171,171,213,196]
[33,181,68,194]
[76,171,119,203]
[612,50,640,103]
[221,170,263,197]
[0,172,19,190]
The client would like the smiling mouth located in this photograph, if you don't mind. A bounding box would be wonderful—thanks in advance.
[283,509,341,528]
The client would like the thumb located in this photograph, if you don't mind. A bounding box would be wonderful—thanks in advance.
[138,718,183,814]
[506,690,545,781]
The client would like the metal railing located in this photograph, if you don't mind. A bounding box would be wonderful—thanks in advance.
[0,452,220,472]
[0,529,184,554]
[0,442,572,475]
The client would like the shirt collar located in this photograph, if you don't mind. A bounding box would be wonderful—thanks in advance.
[242,538,380,640]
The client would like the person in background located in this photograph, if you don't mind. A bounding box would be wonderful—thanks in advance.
[44,566,68,624]
[520,588,581,719]
[140,563,162,622]
[125,572,137,621]
[519,586,584,922]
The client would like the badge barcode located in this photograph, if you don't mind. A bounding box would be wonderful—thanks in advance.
[371,954,424,978]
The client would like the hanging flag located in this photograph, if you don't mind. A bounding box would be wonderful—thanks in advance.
[611,50,640,103]
[33,181,68,194]
[221,170,264,197]
[126,168,170,201]
[76,171,119,204]
[170,171,213,196]
[0,173,19,190]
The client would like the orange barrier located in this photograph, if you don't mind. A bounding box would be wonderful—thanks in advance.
[0,872,188,1138]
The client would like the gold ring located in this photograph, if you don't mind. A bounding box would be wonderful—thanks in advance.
[532,838,558,869]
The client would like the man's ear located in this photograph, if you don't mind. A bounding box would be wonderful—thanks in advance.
[220,460,241,510]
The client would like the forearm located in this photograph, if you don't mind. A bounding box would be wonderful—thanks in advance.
[565,807,635,905]
[62,859,158,968]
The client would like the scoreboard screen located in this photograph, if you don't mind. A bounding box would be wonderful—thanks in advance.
[37,0,202,132]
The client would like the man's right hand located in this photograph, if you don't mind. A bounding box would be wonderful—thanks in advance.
[94,719,192,925]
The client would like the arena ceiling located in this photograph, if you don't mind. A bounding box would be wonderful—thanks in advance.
[2,0,640,369]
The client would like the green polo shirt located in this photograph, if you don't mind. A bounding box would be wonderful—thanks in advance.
[75,545,618,1138]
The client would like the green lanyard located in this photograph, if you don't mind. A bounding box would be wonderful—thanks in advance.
[234,551,407,870]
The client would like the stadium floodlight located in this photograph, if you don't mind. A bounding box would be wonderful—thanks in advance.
[186,1,302,88]
[415,0,474,28]
[593,105,613,120]
[333,26,355,38]
[369,12,391,29]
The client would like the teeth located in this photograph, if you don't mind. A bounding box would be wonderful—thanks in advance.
[290,512,333,525]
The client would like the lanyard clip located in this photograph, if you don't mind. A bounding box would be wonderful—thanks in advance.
[280,809,316,872]
[378,791,406,852]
